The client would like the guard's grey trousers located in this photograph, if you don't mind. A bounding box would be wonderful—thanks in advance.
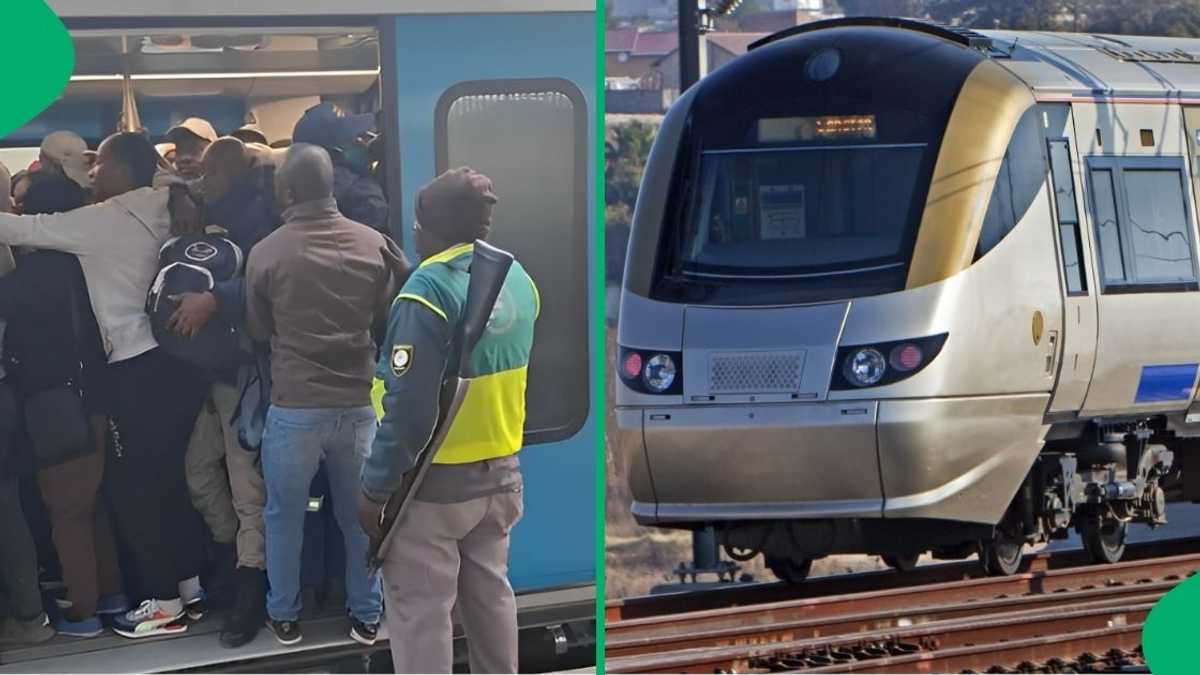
[382,488,524,673]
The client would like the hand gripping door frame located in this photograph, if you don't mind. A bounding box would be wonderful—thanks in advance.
[367,239,515,573]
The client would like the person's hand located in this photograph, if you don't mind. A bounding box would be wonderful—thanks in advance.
[168,291,218,338]
[358,492,386,541]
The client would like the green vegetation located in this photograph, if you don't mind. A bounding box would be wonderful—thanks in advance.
[837,0,1200,36]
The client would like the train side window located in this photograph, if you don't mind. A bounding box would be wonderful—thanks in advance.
[977,108,1045,259]
[1047,139,1087,295]
[435,79,588,445]
[1122,169,1196,285]
[1090,168,1127,285]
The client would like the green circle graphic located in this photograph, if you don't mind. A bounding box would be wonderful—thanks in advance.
[1144,572,1200,673]
[2,1,74,138]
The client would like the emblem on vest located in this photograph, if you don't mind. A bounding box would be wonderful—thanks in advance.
[184,241,219,262]
[391,345,413,377]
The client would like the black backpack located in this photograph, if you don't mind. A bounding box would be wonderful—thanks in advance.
[146,230,245,374]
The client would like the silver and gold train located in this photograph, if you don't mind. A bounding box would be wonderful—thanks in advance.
[616,17,1200,580]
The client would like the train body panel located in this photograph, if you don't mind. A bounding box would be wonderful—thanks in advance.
[618,18,1200,565]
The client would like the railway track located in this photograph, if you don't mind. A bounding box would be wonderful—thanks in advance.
[606,537,1200,673]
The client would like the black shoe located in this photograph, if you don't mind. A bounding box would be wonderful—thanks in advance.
[349,617,378,646]
[220,567,266,649]
[265,618,302,646]
[206,543,238,609]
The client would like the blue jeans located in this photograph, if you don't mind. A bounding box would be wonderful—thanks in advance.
[262,405,382,623]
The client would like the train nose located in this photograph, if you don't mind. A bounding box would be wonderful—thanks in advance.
[681,303,848,403]
[630,302,887,524]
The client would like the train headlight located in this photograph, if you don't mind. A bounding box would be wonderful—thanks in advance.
[643,354,677,393]
[843,348,886,387]
[618,346,683,395]
[831,334,949,391]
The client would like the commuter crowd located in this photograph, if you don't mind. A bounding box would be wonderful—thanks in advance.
[0,101,536,673]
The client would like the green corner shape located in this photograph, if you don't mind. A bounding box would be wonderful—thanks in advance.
[1143,572,1200,674]
[1,1,74,138]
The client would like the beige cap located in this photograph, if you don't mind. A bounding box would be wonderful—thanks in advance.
[165,117,218,144]
[232,124,269,146]
[40,131,92,189]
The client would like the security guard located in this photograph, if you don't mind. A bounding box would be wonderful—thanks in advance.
[358,167,538,674]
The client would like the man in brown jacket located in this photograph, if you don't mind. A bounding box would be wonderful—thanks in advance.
[245,143,408,648]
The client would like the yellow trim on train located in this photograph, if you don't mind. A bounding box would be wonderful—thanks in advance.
[905,59,1035,290]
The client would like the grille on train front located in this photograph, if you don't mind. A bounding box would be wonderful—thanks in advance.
[708,351,805,394]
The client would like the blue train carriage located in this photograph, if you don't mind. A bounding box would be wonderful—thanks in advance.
[0,1,597,671]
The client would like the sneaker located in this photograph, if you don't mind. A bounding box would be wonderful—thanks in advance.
[184,595,207,622]
[0,614,55,645]
[54,615,104,638]
[97,593,131,616]
[112,599,187,639]
[349,618,378,646]
[266,618,302,646]
[54,598,74,610]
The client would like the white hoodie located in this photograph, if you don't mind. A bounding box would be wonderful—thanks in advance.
[0,187,171,363]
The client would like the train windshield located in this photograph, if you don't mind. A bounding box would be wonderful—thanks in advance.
[678,143,925,282]
[647,27,984,306]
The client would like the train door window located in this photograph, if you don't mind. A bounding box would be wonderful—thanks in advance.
[435,79,588,445]
[1087,158,1199,292]
[1047,139,1087,294]
[1089,168,1127,285]
[976,108,1046,259]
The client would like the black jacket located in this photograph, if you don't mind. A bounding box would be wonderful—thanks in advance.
[0,251,108,408]
[334,164,389,235]
[207,172,280,328]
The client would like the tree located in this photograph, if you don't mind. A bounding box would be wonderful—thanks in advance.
[605,119,659,281]
[836,0,929,16]
[925,0,1070,30]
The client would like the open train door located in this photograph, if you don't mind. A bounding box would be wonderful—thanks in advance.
[1041,103,1100,416]
[383,6,596,600]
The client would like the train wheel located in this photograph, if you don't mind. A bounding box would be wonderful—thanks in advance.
[1083,519,1127,565]
[979,532,1023,576]
[882,553,919,573]
[766,555,813,585]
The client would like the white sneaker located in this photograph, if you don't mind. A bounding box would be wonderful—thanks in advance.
[112,599,187,639]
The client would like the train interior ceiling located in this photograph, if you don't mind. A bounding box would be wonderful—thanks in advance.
[0,25,381,171]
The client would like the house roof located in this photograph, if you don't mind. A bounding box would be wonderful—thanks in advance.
[606,28,637,53]
[706,32,769,56]
[605,29,678,56]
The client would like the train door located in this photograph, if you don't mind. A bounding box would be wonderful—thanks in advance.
[1074,102,1200,416]
[1042,103,1099,415]
[385,11,596,592]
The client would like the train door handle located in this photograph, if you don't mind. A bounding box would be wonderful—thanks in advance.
[1045,330,1060,374]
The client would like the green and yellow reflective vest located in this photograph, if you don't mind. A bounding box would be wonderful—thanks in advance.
[363,242,538,498]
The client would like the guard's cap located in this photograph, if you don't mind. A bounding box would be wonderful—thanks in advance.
[415,167,498,243]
